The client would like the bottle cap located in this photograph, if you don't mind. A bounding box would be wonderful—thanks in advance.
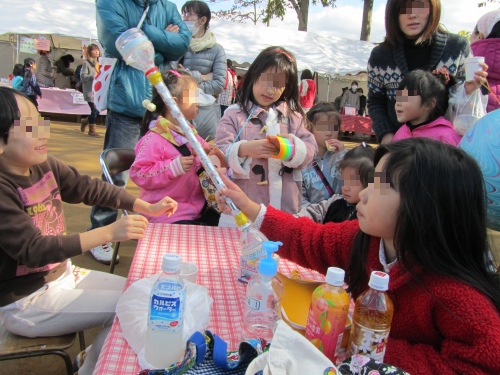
[258,241,283,276]
[368,271,390,291]
[325,267,345,286]
[161,253,181,273]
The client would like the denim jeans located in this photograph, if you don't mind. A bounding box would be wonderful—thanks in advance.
[87,102,100,124]
[89,110,141,229]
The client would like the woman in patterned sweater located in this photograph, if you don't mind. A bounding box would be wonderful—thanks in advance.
[367,0,474,144]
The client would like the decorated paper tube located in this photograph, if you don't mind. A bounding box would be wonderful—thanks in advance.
[115,28,248,227]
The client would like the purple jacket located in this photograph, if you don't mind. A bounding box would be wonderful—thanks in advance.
[130,131,209,223]
[471,38,500,113]
[392,116,461,146]
[216,102,317,214]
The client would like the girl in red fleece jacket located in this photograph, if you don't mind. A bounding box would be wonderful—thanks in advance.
[218,137,500,375]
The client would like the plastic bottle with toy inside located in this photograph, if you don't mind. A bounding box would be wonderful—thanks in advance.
[305,267,350,364]
[242,241,284,342]
[348,270,394,362]
[239,218,268,283]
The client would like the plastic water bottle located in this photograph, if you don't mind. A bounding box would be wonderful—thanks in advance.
[348,271,394,362]
[242,241,284,342]
[145,254,186,369]
[305,267,350,364]
[239,218,268,283]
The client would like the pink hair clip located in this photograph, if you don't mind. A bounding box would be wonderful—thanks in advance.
[169,70,182,77]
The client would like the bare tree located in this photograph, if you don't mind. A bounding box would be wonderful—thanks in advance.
[478,0,500,6]
[271,0,337,31]
[360,0,374,41]
[212,0,267,25]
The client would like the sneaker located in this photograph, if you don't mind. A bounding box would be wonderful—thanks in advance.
[72,345,91,373]
[90,242,119,265]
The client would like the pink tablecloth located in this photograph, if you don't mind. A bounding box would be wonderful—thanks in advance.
[94,224,324,375]
[340,114,374,135]
[38,88,106,116]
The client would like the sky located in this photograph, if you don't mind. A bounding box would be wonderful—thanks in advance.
[167,0,500,43]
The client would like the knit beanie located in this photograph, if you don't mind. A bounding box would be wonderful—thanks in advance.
[476,9,500,37]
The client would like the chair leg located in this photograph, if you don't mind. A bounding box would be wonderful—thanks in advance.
[109,241,121,274]
[52,350,74,375]
[78,331,86,351]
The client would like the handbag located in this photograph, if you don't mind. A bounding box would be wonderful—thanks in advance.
[139,331,266,375]
[92,57,117,112]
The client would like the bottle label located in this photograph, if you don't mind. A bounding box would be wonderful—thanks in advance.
[305,290,349,363]
[349,324,390,362]
[149,281,185,333]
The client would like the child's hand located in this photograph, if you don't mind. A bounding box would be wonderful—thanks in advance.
[465,62,489,95]
[148,196,178,217]
[180,155,194,172]
[327,139,345,152]
[215,171,260,221]
[109,215,149,242]
[239,139,279,159]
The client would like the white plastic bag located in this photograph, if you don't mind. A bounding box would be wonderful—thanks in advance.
[446,83,488,136]
[115,273,213,369]
[92,57,117,112]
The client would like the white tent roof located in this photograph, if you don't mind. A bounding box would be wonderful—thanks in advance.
[211,19,374,76]
[0,0,374,76]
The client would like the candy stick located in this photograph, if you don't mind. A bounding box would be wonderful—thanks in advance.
[115,28,248,228]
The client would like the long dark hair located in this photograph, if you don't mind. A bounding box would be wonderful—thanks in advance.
[347,138,500,312]
[13,64,23,77]
[384,0,444,46]
[140,70,197,136]
[238,46,303,117]
[398,69,456,122]
[23,58,36,78]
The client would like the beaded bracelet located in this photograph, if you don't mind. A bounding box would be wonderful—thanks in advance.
[273,135,295,161]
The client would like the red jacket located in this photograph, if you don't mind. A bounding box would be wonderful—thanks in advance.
[261,206,500,375]
[299,79,316,109]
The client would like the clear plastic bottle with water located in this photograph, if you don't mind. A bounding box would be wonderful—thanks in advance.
[145,254,186,369]
[348,271,394,362]
[239,218,268,283]
[242,241,284,342]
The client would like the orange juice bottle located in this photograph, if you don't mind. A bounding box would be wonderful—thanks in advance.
[305,267,350,363]
[348,271,394,362]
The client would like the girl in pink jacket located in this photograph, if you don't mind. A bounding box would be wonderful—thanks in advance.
[130,70,212,225]
[216,47,317,226]
[393,69,462,146]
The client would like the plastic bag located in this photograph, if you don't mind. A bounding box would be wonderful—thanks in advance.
[446,83,487,136]
[115,273,213,369]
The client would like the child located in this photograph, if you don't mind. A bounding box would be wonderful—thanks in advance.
[217,137,500,374]
[393,69,462,146]
[130,70,216,225]
[299,69,316,112]
[21,58,42,108]
[215,46,317,226]
[11,64,24,91]
[298,144,374,224]
[301,102,346,207]
[0,88,177,375]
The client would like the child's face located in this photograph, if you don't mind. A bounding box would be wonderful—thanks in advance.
[341,166,364,204]
[356,154,400,240]
[0,96,50,176]
[312,112,339,147]
[395,89,431,125]
[398,1,431,40]
[252,67,286,109]
[176,84,199,121]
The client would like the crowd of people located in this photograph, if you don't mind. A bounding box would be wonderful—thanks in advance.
[1,0,500,374]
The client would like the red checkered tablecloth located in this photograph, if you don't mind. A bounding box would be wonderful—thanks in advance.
[340,114,374,135]
[94,224,324,375]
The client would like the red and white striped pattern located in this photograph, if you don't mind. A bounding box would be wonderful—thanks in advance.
[94,223,324,374]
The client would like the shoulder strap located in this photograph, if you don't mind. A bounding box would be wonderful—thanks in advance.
[311,160,334,197]
[172,143,191,157]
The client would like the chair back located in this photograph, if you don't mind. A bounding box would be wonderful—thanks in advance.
[100,148,136,185]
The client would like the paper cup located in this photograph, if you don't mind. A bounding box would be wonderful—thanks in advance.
[465,56,485,82]
[180,262,198,283]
